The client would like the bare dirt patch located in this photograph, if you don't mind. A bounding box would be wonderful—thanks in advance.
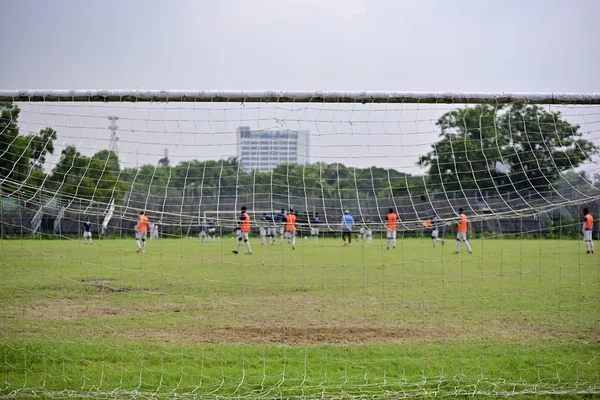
[8,298,139,320]
[83,279,131,293]
[119,321,594,347]
[122,324,459,346]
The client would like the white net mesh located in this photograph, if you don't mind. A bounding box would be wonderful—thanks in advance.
[1,91,599,398]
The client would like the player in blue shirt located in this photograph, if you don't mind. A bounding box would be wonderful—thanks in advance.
[199,219,208,242]
[430,215,444,247]
[266,214,276,245]
[341,210,354,246]
[310,213,321,243]
[82,217,92,245]
[276,209,286,245]
[207,217,216,241]
[259,213,268,245]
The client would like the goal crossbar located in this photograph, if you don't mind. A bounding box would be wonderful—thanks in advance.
[2,90,600,104]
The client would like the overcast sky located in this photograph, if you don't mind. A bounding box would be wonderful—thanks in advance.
[1,0,599,174]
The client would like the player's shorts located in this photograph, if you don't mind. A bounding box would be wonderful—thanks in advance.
[364,229,372,237]
[136,231,147,240]
[359,227,365,235]
[268,227,276,237]
[431,230,439,239]
[279,226,285,235]
[386,230,397,239]
[311,227,319,236]
[208,228,216,234]
[456,232,467,242]
[237,231,249,241]
[584,230,593,241]
[284,231,296,238]
[199,231,207,237]
[259,227,266,236]
[83,231,92,239]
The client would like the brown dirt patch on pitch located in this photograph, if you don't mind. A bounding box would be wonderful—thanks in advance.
[123,324,459,346]
[9,298,139,320]
[119,321,592,347]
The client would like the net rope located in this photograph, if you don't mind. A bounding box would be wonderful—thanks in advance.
[1,92,599,398]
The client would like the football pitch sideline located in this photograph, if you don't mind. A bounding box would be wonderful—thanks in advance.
[1,237,598,398]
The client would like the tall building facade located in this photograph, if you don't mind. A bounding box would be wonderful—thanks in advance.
[237,126,310,173]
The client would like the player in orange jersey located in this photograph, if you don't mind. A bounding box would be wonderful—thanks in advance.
[135,211,149,253]
[232,206,252,255]
[582,208,594,254]
[285,209,297,250]
[453,208,472,254]
[385,208,398,250]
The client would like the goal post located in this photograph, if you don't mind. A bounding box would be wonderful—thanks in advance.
[1,90,600,398]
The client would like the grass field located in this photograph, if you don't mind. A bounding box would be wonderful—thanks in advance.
[1,235,599,398]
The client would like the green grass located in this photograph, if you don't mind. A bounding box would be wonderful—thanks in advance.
[1,235,599,398]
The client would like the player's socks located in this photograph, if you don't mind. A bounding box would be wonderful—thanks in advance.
[455,241,460,253]
[246,241,252,254]
[465,240,472,253]
[235,241,242,253]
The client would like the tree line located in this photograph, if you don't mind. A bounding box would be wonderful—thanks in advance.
[1,101,597,208]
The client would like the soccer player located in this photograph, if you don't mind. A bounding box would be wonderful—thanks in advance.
[341,210,354,246]
[232,206,252,255]
[453,208,472,254]
[582,208,594,254]
[151,223,159,240]
[136,211,149,253]
[285,209,297,249]
[276,209,286,245]
[266,213,277,245]
[363,216,372,243]
[430,215,444,247]
[259,213,268,245]
[207,217,216,241]
[358,217,366,242]
[82,217,92,244]
[199,219,208,242]
[310,213,320,243]
[385,208,398,250]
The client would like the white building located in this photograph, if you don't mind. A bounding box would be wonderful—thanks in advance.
[237,126,310,173]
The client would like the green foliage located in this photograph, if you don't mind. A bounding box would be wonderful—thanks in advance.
[0,103,29,185]
[419,104,598,192]
[48,147,126,204]
[0,104,58,192]
[28,127,57,171]
[120,158,417,202]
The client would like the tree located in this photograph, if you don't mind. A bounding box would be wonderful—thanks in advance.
[29,127,57,171]
[418,104,598,194]
[0,104,58,190]
[48,147,125,204]
[0,103,28,186]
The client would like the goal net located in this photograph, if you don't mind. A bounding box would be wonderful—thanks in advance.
[1,90,599,398]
